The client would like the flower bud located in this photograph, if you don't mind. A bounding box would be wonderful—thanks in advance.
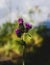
[15,29,21,37]
[25,23,32,32]
[18,18,24,24]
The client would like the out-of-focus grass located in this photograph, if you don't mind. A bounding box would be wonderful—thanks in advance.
[0,21,44,61]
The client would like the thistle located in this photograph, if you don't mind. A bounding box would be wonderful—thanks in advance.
[15,29,22,37]
[18,18,24,24]
[18,18,25,33]
[25,23,32,32]
[16,18,32,37]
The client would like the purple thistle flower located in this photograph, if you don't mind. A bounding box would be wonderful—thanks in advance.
[16,29,20,34]
[15,29,24,37]
[25,23,32,29]
[15,29,21,37]
[18,18,24,24]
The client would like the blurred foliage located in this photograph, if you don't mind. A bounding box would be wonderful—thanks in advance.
[0,21,50,62]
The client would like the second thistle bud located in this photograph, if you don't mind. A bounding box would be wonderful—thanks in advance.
[15,29,22,37]
[18,18,25,33]
[18,18,24,24]
[25,23,32,32]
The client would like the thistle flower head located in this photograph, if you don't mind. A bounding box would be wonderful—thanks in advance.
[25,23,32,29]
[16,29,20,35]
[18,18,24,24]
[15,28,24,37]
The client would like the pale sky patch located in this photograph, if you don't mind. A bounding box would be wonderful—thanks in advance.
[0,0,6,8]
[0,0,50,26]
